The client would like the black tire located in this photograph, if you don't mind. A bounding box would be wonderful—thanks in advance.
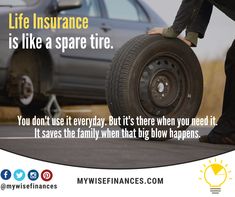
[106,34,203,140]
[9,50,47,118]
[20,103,47,118]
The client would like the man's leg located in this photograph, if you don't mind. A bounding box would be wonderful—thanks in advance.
[200,39,235,144]
[221,40,235,116]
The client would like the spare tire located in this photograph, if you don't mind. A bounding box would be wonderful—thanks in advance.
[106,34,203,140]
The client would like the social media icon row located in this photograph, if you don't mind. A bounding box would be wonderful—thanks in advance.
[1,169,53,182]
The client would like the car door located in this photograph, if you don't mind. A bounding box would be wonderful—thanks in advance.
[54,0,112,99]
[101,0,152,51]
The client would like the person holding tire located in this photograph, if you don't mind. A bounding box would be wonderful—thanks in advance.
[149,0,235,145]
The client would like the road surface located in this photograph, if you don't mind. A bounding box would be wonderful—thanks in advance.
[0,125,234,169]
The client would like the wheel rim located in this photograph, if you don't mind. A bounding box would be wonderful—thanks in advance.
[139,56,188,116]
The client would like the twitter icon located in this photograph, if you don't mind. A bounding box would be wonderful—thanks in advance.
[14,169,25,181]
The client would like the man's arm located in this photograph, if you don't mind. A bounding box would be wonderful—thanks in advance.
[171,0,204,35]
[149,0,213,47]
[187,1,213,38]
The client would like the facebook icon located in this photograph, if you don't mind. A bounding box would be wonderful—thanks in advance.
[1,169,11,180]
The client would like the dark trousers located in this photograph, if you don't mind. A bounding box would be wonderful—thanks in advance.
[212,40,235,135]
[222,40,235,117]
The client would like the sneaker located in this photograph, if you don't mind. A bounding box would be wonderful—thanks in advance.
[199,134,235,145]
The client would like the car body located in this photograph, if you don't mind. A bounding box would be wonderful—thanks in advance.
[0,0,166,109]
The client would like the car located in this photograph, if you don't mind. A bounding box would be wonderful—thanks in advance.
[0,0,166,117]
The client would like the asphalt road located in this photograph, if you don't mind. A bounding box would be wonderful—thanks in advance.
[0,125,234,169]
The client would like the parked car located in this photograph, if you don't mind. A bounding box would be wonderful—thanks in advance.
[0,0,166,117]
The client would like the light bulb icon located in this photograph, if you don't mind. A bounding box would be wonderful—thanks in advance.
[199,159,232,194]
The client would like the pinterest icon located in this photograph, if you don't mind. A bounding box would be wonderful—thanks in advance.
[41,170,53,181]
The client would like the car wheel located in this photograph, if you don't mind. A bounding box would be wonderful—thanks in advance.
[8,50,48,118]
[106,34,203,140]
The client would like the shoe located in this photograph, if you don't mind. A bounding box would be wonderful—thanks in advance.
[199,135,209,143]
[199,134,235,145]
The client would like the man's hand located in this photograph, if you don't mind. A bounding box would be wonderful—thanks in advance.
[180,38,192,47]
[148,27,192,47]
[147,27,164,35]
